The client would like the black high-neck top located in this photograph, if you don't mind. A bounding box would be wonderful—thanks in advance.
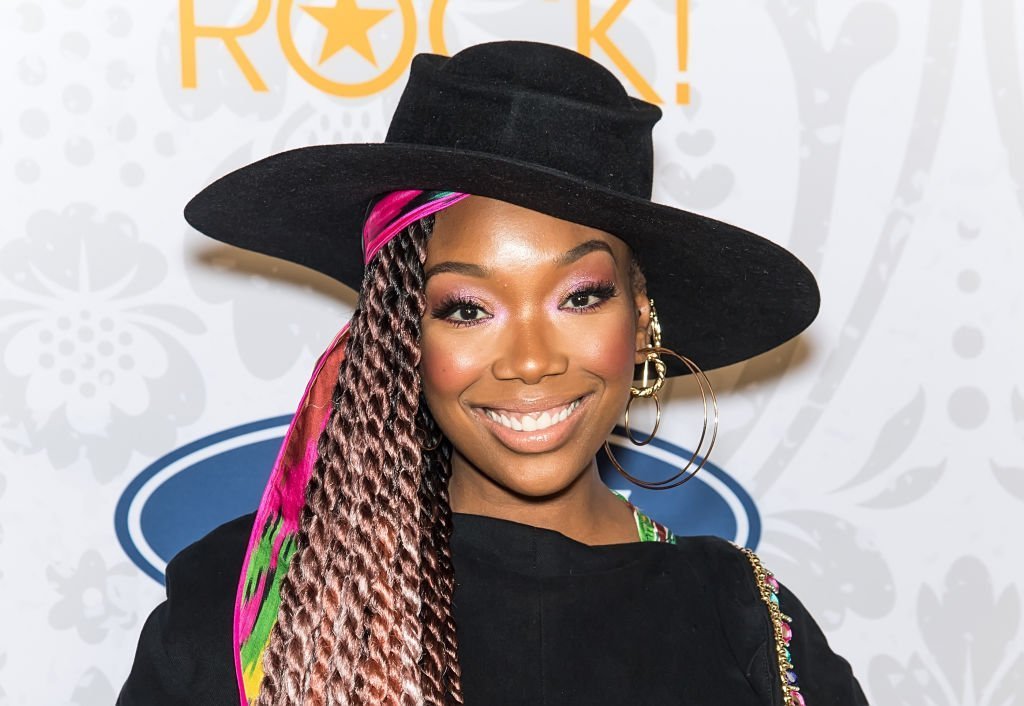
[118,513,869,705]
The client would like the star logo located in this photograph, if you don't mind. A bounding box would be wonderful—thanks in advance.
[277,0,416,97]
[301,0,393,66]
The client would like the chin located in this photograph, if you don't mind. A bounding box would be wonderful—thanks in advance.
[474,452,596,500]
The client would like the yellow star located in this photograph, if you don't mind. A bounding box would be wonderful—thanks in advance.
[301,0,392,67]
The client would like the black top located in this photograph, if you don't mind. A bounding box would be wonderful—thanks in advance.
[118,512,869,705]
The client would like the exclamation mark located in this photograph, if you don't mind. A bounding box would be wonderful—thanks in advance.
[676,0,690,104]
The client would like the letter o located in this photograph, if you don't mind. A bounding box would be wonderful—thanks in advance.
[277,0,417,97]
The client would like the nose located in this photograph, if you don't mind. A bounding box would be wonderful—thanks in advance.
[491,313,569,384]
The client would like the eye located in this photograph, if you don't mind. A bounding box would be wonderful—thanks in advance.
[431,296,492,327]
[566,291,602,308]
[561,282,618,311]
[449,303,488,322]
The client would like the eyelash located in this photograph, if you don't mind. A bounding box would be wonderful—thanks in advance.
[562,281,618,312]
[432,295,489,328]
[430,281,619,328]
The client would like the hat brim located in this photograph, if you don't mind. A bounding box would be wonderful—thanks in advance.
[184,143,819,375]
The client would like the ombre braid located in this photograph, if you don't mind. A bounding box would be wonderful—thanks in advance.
[255,216,462,706]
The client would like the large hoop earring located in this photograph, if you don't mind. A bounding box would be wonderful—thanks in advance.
[624,390,661,446]
[624,346,666,445]
[604,301,719,489]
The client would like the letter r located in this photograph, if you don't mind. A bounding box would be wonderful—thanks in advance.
[180,0,271,91]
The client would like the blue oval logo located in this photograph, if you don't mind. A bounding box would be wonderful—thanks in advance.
[116,419,760,584]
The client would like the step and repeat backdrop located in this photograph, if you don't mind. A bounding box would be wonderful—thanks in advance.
[2,1,1023,704]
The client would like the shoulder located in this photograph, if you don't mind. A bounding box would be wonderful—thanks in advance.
[165,512,256,591]
[118,513,256,706]
[665,533,764,588]
[631,504,752,583]
[664,535,775,643]
[160,512,256,648]
[665,535,869,706]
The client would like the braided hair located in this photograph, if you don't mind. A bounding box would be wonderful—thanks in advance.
[255,215,461,706]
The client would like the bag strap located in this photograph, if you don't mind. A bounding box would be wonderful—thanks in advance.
[740,548,806,706]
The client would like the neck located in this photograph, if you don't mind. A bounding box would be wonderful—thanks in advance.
[447,454,638,545]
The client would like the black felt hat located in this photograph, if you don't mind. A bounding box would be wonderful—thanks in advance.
[184,40,819,375]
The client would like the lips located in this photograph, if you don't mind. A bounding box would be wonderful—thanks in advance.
[483,398,583,432]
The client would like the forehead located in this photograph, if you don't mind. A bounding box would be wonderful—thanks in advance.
[427,196,631,267]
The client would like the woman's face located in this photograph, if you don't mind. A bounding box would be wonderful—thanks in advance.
[420,196,649,500]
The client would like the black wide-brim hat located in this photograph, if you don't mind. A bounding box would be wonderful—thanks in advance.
[185,41,819,376]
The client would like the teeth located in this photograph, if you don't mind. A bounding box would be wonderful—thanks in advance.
[485,399,582,433]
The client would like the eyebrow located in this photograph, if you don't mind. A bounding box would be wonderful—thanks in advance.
[554,239,616,267]
[424,261,490,280]
[424,239,616,281]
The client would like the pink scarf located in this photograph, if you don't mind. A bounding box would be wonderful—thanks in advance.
[231,190,469,704]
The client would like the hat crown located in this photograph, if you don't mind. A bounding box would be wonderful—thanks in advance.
[386,41,661,199]
[437,40,632,108]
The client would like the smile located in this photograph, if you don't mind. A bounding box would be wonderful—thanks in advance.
[482,398,583,433]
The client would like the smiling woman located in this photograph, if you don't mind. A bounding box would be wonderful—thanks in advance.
[423,198,647,538]
[119,41,867,706]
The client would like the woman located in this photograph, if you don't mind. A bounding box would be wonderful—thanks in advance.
[119,41,868,705]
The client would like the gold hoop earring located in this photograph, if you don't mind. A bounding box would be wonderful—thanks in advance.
[624,299,666,446]
[604,303,719,489]
[633,299,665,398]
[624,346,666,445]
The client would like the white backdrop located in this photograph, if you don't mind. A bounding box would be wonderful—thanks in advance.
[2,1,1023,704]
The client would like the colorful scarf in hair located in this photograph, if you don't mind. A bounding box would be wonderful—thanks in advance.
[232,190,468,704]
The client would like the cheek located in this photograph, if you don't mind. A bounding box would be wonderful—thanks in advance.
[419,330,485,408]
[571,313,637,383]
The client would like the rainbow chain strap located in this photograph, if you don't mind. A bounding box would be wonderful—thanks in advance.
[741,547,806,706]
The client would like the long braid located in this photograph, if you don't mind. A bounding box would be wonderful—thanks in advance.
[326,232,421,704]
[389,225,432,705]
[417,427,462,704]
[254,216,463,705]
[346,227,424,704]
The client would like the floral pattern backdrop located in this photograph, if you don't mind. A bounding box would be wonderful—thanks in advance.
[1,1,1022,704]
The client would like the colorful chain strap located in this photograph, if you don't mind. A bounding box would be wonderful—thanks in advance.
[742,547,806,706]
[613,492,804,704]
[610,490,678,544]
